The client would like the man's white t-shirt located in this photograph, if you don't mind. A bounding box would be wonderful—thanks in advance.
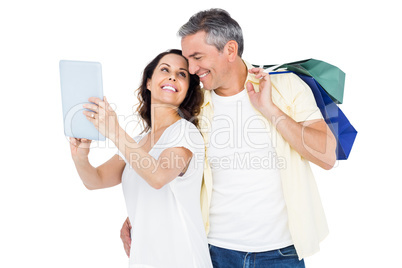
[119,119,212,268]
[207,89,293,252]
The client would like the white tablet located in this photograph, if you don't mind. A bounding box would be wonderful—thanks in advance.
[59,60,106,141]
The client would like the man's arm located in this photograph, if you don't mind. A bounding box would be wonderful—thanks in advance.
[268,110,336,169]
[247,68,336,169]
[120,217,132,257]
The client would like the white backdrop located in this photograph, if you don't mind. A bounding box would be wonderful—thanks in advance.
[1,0,401,267]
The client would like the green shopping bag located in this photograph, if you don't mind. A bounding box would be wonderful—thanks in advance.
[263,59,345,104]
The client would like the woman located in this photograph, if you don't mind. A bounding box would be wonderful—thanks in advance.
[69,49,212,267]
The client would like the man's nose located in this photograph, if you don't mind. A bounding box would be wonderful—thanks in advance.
[188,61,199,75]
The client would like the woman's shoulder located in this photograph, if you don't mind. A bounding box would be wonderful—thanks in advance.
[133,131,148,143]
[163,119,204,149]
[180,118,199,130]
[170,118,202,136]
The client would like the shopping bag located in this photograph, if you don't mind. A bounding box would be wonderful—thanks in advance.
[296,74,357,160]
[262,59,345,104]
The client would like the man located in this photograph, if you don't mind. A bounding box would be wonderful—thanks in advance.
[121,8,336,267]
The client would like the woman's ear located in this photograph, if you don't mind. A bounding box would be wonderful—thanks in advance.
[146,78,151,91]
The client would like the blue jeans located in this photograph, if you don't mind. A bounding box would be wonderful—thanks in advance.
[209,244,305,268]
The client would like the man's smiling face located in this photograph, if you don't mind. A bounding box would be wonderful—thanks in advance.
[181,31,229,91]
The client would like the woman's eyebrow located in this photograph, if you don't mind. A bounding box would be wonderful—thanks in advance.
[159,63,189,73]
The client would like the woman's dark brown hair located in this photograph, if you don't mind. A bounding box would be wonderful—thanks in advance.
[136,49,203,133]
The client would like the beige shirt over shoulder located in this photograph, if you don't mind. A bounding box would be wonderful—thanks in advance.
[198,61,328,260]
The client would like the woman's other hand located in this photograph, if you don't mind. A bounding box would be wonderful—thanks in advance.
[69,137,92,160]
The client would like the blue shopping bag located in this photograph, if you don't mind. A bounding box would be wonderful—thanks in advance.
[296,74,357,160]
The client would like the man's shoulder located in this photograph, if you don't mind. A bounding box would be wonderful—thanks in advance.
[270,71,310,97]
[271,71,302,85]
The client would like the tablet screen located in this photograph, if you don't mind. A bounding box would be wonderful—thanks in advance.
[59,60,106,141]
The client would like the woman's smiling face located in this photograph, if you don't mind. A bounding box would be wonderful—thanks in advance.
[147,53,190,107]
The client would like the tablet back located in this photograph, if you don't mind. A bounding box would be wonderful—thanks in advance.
[59,60,106,141]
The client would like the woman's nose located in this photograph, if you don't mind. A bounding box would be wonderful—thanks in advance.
[169,77,176,81]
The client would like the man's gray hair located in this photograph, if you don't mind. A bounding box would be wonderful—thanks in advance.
[178,8,244,57]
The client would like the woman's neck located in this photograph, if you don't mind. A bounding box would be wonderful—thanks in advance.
[150,104,181,133]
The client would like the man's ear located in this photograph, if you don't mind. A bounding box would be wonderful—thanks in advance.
[225,40,239,62]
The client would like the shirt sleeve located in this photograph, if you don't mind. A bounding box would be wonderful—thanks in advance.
[272,73,323,123]
[288,73,323,122]
[167,121,204,154]
[164,120,205,179]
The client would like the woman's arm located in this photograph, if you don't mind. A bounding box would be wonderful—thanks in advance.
[115,132,193,189]
[70,138,125,190]
[83,97,193,190]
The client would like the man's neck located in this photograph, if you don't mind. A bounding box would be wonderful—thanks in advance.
[213,58,248,97]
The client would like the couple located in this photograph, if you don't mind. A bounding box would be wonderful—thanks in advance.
[70,8,336,268]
